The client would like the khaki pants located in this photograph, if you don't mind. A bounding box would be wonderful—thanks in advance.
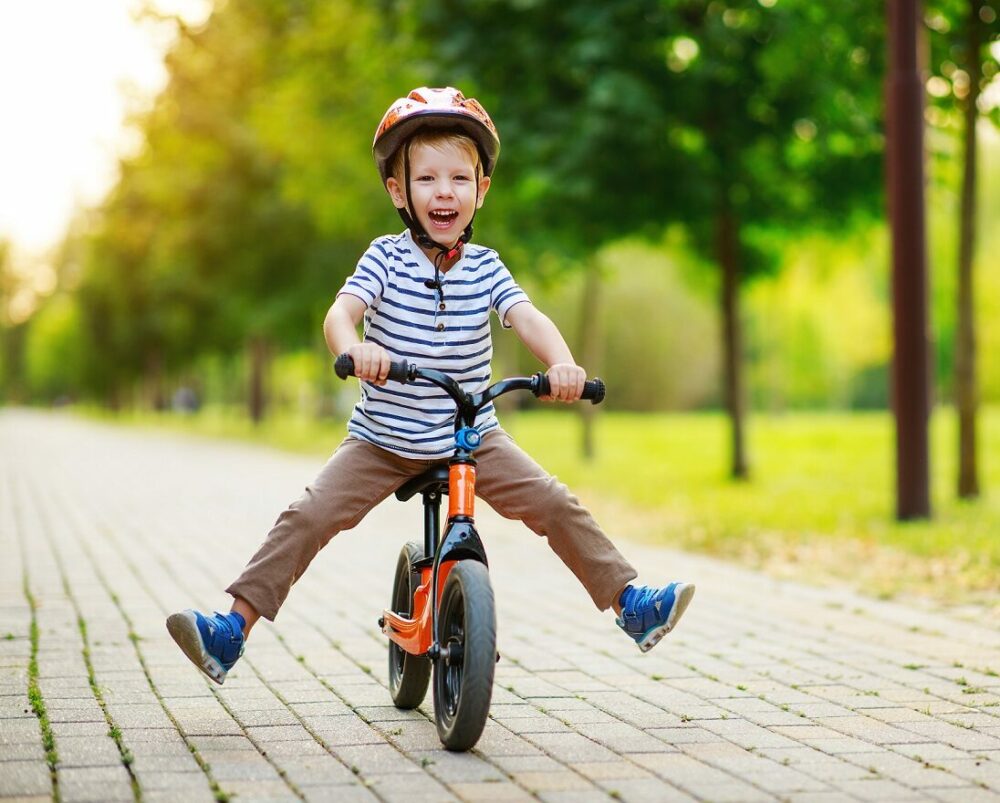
[227,430,637,620]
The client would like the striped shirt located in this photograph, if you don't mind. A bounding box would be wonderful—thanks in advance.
[337,229,530,458]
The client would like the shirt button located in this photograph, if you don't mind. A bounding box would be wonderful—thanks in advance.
[436,323,445,331]
[438,302,446,311]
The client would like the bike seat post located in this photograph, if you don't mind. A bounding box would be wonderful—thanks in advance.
[422,489,442,559]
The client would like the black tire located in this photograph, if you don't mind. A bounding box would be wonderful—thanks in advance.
[388,542,431,709]
[433,560,496,751]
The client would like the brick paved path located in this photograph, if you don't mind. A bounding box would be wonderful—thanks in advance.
[1,409,999,803]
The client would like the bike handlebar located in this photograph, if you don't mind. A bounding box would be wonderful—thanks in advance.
[335,353,605,405]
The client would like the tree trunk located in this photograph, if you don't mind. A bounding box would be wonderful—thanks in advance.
[145,349,166,411]
[578,258,603,461]
[955,0,982,499]
[886,0,932,519]
[717,205,748,480]
[248,336,270,424]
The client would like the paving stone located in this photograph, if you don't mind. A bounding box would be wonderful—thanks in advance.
[332,743,424,775]
[591,777,699,802]
[0,718,43,743]
[0,759,51,796]
[187,734,257,752]
[929,787,1000,802]
[366,771,459,800]
[474,722,543,757]
[54,734,126,767]
[522,731,619,763]
[308,714,386,746]
[631,752,737,787]
[447,781,535,801]
[570,760,654,781]
[830,777,928,801]
[492,715,572,735]
[208,756,284,782]
[0,741,46,760]
[58,765,134,802]
[129,752,201,772]
[133,769,214,792]
[573,721,675,753]
[536,790,615,803]
[299,783,379,803]
[212,778,298,800]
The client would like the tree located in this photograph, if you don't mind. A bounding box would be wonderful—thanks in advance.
[71,0,409,417]
[411,0,885,478]
[927,0,1000,499]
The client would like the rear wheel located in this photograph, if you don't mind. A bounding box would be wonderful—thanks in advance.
[388,542,431,708]
[433,560,496,751]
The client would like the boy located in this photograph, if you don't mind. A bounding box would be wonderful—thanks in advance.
[167,87,694,685]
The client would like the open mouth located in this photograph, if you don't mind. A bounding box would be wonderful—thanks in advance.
[428,209,459,228]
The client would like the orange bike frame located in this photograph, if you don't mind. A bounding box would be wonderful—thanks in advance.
[382,460,478,655]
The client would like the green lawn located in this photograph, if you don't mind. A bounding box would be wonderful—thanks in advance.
[508,409,998,609]
[89,405,999,610]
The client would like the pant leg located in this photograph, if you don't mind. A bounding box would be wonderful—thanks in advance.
[473,429,637,610]
[226,437,430,620]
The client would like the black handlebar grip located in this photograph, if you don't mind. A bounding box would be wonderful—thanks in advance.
[582,378,606,405]
[335,353,411,383]
[334,353,355,379]
[386,360,411,383]
[534,374,606,405]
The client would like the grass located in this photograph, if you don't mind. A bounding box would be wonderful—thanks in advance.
[24,584,59,800]
[79,403,999,612]
[507,407,1000,611]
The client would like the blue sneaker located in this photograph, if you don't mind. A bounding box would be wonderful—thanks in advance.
[616,583,695,653]
[166,609,246,684]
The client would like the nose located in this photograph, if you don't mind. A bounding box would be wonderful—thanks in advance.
[435,180,455,199]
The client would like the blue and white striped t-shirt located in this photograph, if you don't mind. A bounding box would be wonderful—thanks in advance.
[337,229,530,458]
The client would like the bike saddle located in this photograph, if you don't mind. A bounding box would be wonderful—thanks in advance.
[395,465,450,501]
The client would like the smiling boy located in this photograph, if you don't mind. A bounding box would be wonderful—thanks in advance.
[166,88,694,685]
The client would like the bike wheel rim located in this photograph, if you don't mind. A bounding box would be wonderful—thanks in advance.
[440,586,465,720]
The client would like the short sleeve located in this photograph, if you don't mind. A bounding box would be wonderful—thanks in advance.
[337,240,391,307]
[490,257,530,328]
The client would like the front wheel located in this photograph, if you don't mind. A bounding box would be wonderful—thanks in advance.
[388,542,431,709]
[433,560,496,751]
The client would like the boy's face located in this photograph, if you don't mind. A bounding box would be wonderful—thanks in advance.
[386,140,491,250]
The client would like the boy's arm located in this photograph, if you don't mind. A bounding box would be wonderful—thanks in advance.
[504,302,585,402]
[323,294,391,385]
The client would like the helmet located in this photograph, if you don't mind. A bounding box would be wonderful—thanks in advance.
[373,87,500,183]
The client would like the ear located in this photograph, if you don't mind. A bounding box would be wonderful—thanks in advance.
[475,175,491,209]
[385,177,407,209]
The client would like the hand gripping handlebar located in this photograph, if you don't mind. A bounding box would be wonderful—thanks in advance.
[334,353,606,405]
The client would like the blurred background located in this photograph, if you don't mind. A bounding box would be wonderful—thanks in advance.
[1,0,998,609]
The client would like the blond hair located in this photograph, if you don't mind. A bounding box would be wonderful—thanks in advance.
[388,130,482,185]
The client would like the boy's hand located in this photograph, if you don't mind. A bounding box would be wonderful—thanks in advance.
[544,363,586,403]
[348,343,391,385]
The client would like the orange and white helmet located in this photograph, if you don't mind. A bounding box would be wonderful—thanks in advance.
[373,87,500,183]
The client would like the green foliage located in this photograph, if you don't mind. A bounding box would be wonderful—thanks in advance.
[24,295,85,400]
[412,0,884,274]
[925,0,1000,132]
[66,0,403,406]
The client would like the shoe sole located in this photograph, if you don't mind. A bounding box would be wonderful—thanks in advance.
[166,611,228,685]
[637,583,696,653]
